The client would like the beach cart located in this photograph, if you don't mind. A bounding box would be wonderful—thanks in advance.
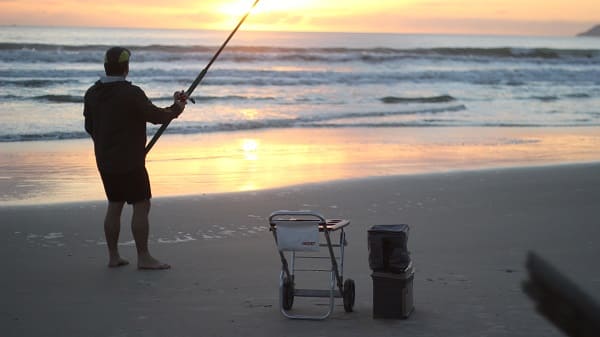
[269,210,355,320]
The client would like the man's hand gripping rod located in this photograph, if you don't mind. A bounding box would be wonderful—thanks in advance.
[145,0,260,154]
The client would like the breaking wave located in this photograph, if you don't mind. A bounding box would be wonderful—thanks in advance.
[0,105,467,142]
[1,43,599,64]
[381,95,456,104]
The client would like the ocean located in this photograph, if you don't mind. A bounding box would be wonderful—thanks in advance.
[1,26,600,205]
[2,26,600,141]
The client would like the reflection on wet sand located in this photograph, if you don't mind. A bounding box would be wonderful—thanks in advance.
[1,127,599,205]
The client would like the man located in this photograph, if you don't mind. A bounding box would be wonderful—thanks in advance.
[84,46,187,270]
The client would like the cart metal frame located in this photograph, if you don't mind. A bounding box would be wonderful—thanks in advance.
[269,210,355,320]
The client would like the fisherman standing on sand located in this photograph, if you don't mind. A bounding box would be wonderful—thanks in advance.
[83,46,187,270]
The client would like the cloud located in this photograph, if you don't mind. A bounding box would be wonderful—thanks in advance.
[301,7,598,36]
[177,11,223,26]
[252,11,306,26]
[1,0,599,35]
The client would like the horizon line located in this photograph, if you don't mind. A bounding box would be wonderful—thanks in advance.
[0,23,590,38]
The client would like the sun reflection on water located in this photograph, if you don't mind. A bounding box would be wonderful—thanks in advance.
[241,138,259,161]
[1,126,600,205]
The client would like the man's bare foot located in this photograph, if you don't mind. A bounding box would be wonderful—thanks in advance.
[137,255,171,270]
[108,257,130,268]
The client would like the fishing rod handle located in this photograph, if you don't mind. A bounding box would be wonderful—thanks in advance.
[186,68,208,100]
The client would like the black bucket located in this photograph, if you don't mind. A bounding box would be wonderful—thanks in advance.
[368,224,411,273]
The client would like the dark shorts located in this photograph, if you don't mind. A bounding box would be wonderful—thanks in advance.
[99,167,151,204]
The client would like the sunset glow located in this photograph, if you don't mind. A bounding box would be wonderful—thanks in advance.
[1,0,599,35]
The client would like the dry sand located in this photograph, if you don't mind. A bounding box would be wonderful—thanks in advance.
[2,163,600,337]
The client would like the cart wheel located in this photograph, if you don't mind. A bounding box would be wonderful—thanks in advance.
[282,276,294,310]
[343,278,356,312]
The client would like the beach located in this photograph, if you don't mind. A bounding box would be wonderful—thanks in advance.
[2,26,600,336]
[2,162,600,337]
[2,126,600,206]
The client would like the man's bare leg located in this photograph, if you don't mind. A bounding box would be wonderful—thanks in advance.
[132,199,170,270]
[104,201,130,267]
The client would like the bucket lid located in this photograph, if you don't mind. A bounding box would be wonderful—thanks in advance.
[368,224,410,233]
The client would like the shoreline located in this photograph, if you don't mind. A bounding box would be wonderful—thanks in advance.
[2,162,599,336]
[2,160,599,209]
[1,126,600,206]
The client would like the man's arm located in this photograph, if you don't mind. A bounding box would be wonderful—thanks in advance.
[83,99,94,138]
[133,87,186,125]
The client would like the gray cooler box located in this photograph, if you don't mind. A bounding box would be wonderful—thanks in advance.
[368,224,414,319]
[371,265,414,319]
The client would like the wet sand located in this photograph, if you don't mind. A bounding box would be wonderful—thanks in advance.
[2,163,600,337]
[2,126,600,206]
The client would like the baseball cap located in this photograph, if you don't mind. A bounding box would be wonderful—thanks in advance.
[104,47,131,64]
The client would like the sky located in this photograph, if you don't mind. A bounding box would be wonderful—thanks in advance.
[1,0,599,36]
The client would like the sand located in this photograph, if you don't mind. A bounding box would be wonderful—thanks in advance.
[3,126,600,206]
[2,163,600,337]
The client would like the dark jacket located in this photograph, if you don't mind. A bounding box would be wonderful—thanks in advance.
[83,79,182,173]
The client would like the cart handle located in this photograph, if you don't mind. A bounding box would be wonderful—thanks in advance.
[269,210,326,224]
[269,211,350,231]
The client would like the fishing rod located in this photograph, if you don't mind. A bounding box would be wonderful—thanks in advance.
[145,0,260,154]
